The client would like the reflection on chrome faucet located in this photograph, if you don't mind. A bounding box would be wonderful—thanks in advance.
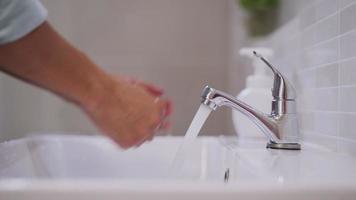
[201,51,301,150]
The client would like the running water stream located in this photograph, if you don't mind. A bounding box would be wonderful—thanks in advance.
[171,104,212,175]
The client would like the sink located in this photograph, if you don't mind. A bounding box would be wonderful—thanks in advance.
[0,135,227,181]
[0,134,356,200]
[220,139,356,184]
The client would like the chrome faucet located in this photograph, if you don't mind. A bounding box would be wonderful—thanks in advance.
[201,51,301,150]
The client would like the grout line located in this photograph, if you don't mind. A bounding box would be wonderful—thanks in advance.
[315,11,339,28]
[335,23,356,41]
[303,25,356,52]
[301,131,338,139]
[299,3,338,37]
[338,55,356,63]
[298,84,356,90]
[304,34,338,51]
[313,84,356,89]
[298,109,356,115]
[296,55,356,74]
[301,86,339,90]
[339,0,356,11]
[301,2,356,38]
[297,61,339,72]
[337,4,341,148]
[339,84,356,88]
[338,136,356,144]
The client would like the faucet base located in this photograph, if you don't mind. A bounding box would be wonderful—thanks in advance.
[266,141,301,150]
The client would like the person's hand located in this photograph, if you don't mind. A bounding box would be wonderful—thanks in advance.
[123,77,173,131]
[82,75,172,149]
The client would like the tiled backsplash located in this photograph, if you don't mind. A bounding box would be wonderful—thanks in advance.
[256,0,356,153]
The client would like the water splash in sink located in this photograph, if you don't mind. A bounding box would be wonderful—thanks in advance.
[171,104,212,176]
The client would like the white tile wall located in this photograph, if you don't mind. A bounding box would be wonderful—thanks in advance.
[340,57,356,85]
[256,0,356,154]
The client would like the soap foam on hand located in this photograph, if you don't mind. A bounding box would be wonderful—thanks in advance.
[170,104,212,176]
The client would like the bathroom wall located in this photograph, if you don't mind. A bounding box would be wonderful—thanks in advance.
[225,0,252,132]
[0,0,240,141]
[250,0,356,153]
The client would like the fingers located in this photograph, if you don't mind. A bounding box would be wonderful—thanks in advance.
[116,100,171,149]
[104,77,172,149]
[123,76,164,97]
[122,77,171,117]
[133,99,171,147]
[159,120,171,131]
[165,100,173,117]
[134,126,156,147]
[115,129,151,149]
[112,135,137,149]
[140,82,164,97]
[155,98,172,130]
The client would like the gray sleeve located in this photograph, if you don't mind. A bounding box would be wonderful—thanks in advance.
[0,0,48,45]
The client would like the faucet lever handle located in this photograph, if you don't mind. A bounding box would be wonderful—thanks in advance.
[253,51,296,100]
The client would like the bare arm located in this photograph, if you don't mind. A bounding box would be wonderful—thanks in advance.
[0,22,109,104]
[0,22,171,148]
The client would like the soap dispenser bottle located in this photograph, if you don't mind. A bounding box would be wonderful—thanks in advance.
[232,47,273,138]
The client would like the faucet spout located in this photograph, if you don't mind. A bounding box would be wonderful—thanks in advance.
[201,86,301,150]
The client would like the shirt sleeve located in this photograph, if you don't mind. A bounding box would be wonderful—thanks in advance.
[0,0,47,45]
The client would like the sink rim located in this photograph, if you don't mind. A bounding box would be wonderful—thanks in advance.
[1,135,356,189]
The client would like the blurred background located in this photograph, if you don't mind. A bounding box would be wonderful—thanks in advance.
[0,0,305,140]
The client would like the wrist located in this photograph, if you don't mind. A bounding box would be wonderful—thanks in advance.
[77,69,126,114]
[75,68,112,109]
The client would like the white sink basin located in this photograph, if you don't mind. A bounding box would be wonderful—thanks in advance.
[0,135,227,181]
[0,134,356,200]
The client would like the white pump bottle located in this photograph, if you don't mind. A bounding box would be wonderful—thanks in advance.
[232,47,274,139]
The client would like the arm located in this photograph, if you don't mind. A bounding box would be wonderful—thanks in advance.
[0,22,171,148]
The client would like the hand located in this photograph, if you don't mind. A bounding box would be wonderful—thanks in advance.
[123,76,173,132]
[82,75,172,149]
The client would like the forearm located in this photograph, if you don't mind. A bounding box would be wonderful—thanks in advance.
[0,21,171,148]
[0,22,110,106]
